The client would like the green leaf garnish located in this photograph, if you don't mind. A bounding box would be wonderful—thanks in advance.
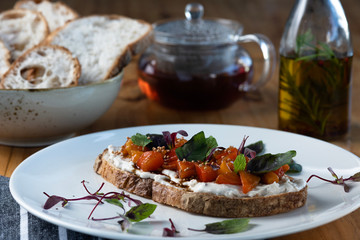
[188,219,250,234]
[205,135,218,156]
[245,140,264,154]
[105,198,125,210]
[287,159,303,173]
[175,131,218,162]
[125,203,157,222]
[233,154,247,173]
[246,150,296,174]
[131,133,152,149]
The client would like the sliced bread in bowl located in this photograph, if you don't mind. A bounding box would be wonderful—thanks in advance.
[1,44,80,89]
[0,40,11,82]
[45,15,152,85]
[14,0,79,32]
[0,8,49,61]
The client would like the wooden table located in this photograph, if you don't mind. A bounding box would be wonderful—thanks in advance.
[1,0,360,239]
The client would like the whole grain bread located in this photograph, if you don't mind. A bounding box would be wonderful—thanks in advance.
[94,148,307,218]
[0,8,49,61]
[1,45,80,89]
[14,0,79,32]
[45,15,152,85]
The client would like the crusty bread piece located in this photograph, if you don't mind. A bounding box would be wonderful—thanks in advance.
[0,8,49,61]
[94,149,308,218]
[1,45,81,89]
[0,40,11,83]
[14,0,79,32]
[45,15,152,85]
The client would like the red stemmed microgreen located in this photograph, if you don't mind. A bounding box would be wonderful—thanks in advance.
[163,218,179,237]
[162,130,188,149]
[243,147,256,160]
[43,181,156,232]
[205,146,225,162]
[237,135,249,155]
[307,167,360,192]
[43,192,100,209]
[233,136,249,173]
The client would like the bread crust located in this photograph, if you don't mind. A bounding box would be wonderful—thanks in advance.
[0,40,11,84]
[94,149,307,218]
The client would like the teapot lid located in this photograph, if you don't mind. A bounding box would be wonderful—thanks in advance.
[153,3,243,45]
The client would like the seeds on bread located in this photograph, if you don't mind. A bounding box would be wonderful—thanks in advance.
[94,148,308,218]
[1,45,80,89]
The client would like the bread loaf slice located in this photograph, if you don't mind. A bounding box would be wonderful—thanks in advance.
[1,45,80,89]
[45,15,152,85]
[0,9,49,61]
[14,0,79,32]
[94,148,308,218]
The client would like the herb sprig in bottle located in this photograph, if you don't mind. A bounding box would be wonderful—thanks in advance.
[278,0,353,140]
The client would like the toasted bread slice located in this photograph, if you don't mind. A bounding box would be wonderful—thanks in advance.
[14,0,79,32]
[45,15,152,85]
[1,45,80,89]
[0,8,49,61]
[94,148,307,218]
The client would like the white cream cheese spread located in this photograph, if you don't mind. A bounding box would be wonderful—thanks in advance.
[107,145,306,198]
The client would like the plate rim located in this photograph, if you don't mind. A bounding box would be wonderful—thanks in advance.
[9,123,360,240]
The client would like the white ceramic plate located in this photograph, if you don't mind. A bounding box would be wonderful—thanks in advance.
[10,124,360,240]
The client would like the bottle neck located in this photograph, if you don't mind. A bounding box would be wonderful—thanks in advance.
[280,0,352,58]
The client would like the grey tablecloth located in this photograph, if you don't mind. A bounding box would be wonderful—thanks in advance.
[0,175,105,240]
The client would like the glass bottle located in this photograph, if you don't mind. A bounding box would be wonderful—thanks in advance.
[278,0,353,140]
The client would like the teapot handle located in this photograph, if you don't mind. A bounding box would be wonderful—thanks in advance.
[236,34,276,92]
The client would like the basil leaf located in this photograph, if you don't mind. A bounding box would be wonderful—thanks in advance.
[245,141,264,154]
[233,154,246,173]
[204,219,249,234]
[125,203,157,222]
[247,150,296,174]
[287,159,303,173]
[175,131,218,162]
[131,133,152,149]
[205,136,218,156]
[105,198,124,210]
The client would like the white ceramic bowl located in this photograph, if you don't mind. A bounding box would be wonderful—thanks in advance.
[0,72,123,147]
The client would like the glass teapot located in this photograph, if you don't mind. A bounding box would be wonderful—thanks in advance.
[138,3,276,109]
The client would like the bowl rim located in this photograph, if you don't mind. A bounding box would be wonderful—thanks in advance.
[0,71,124,93]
